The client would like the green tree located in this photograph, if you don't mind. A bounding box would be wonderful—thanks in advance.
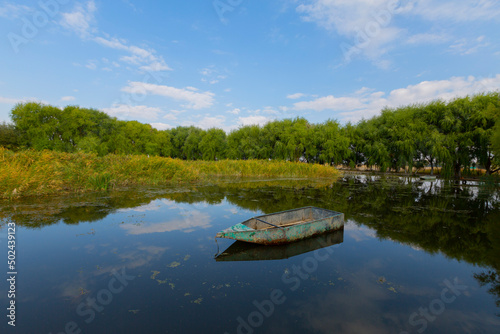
[184,127,205,160]
[11,102,63,150]
[0,122,20,150]
[199,128,227,160]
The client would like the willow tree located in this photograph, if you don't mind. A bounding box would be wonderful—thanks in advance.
[226,125,262,160]
[199,128,227,161]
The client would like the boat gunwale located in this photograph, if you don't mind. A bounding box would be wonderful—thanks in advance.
[243,206,343,232]
[252,206,342,222]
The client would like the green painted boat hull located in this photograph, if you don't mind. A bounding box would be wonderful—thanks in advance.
[215,207,344,245]
[215,228,344,261]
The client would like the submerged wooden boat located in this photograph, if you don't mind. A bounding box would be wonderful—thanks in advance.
[215,228,344,261]
[215,207,344,245]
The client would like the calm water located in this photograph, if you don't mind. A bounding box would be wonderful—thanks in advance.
[1,175,499,334]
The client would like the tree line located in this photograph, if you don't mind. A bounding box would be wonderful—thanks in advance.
[1,92,499,178]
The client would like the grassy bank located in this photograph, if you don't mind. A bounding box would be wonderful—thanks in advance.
[0,147,338,198]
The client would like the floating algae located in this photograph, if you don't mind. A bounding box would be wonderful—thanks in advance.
[151,271,160,280]
[192,298,203,304]
[183,255,191,261]
[168,261,181,268]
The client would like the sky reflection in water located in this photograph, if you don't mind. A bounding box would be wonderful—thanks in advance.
[0,175,499,334]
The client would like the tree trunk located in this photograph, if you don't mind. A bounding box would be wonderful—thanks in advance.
[454,161,462,179]
[485,155,492,175]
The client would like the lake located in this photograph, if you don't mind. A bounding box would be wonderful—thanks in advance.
[1,174,499,334]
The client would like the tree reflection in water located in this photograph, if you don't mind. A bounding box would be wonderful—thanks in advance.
[1,174,499,314]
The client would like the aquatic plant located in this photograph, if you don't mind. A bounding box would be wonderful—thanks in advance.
[0,147,338,198]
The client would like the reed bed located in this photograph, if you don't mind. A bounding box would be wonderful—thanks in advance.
[0,148,338,198]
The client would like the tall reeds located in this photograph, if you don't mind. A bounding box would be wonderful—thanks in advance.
[0,148,338,198]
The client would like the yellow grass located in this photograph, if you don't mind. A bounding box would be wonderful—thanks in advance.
[0,148,339,198]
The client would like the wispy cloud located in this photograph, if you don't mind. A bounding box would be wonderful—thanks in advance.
[200,66,227,84]
[287,93,306,99]
[60,1,171,73]
[449,36,489,55]
[293,74,500,122]
[0,96,47,105]
[60,96,76,102]
[0,3,32,18]
[297,0,407,64]
[296,0,500,65]
[227,108,241,115]
[0,96,21,104]
[94,36,171,72]
[406,33,450,45]
[411,0,500,22]
[122,82,215,110]
[60,0,97,38]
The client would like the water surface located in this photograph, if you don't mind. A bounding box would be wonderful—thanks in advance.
[1,175,499,334]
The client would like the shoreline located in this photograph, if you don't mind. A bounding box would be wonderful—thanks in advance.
[0,148,339,199]
[336,167,497,181]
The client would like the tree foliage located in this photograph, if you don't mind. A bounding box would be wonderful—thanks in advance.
[5,92,500,176]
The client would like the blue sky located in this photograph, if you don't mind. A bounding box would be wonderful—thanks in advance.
[1,0,500,132]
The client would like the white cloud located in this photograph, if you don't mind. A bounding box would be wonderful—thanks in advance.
[287,93,306,99]
[297,0,407,63]
[449,36,489,55]
[0,96,21,104]
[237,115,272,127]
[150,122,173,130]
[411,0,500,22]
[60,6,172,73]
[85,60,97,70]
[122,82,215,110]
[294,96,365,112]
[227,108,241,115]
[262,106,280,115]
[60,1,97,37]
[198,116,226,129]
[200,66,227,84]
[94,36,172,72]
[406,33,450,45]
[140,62,171,72]
[181,115,227,131]
[102,104,162,120]
[0,96,47,105]
[61,96,76,102]
[0,3,31,18]
[162,114,177,121]
[293,74,500,122]
[296,0,500,65]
